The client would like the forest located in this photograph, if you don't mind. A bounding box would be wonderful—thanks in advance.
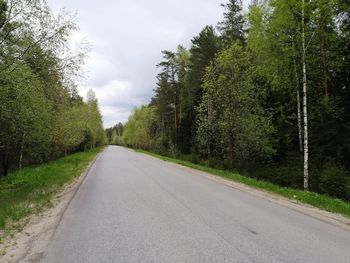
[0,0,106,176]
[107,0,350,201]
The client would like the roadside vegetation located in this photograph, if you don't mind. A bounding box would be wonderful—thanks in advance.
[0,148,102,233]
[139,150,350,218]
[0,0,106,177]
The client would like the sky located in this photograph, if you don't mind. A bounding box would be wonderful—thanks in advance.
[48,0,249,128]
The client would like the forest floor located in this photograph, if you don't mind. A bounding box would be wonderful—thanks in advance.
[137,150,350,219]
[0,148,103,261]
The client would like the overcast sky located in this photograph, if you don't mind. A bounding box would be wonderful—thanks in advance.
[48,0,249,128]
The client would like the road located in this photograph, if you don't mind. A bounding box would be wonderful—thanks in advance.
[40,146,350,263]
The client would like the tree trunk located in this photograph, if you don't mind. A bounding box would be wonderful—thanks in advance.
[162,112,165,137]
[228,140,234,171]
[302,0,309,191]
[292,45,303,153]
[207,94,211,157]
[19,132,25,169]
[174,97,178,145]
[19,150,23,170]
[117,130,121,145]
[179,84,183,129]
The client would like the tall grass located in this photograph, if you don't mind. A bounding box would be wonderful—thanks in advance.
[0,148,102,231]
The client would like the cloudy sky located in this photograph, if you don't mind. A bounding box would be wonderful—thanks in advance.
[48,0,249,128]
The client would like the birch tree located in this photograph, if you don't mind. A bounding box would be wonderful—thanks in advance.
[301,0,309,190]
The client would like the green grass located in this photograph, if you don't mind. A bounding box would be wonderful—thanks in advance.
[0,148,103,231]
[138,150,350,218]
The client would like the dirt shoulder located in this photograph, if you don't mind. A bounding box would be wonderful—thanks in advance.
[0,153,100,263]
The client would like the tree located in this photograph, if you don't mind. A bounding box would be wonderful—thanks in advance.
[335,0,350,170]
[0,1,98,175]
[0,63,51,174]
[85,89,105,149]
[52,90,105,156]
[122,106,158,150]
[184,26,220,151]
[150,46,192,151]
[188,26,220,108]
[197,43,275,170]
[52,105,85,156]
[301,0,309,190]
[217,0,245,45]
[106,122,124,145]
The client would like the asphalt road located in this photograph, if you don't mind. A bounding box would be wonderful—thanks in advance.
[40,146,350,263]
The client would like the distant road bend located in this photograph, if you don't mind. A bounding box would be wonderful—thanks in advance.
[40,146,350,263]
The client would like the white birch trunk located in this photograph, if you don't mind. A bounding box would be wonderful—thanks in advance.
[302,0,309,191]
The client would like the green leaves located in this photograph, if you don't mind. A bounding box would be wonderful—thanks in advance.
[0,1,102,175]
[122,106,158,150]
[196,43,275,169]
[217,0,245,45]
[0,62,52,165]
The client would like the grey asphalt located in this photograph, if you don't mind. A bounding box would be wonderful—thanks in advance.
[40,146,350,263]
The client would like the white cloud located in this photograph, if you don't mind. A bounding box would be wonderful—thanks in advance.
[83,80,147,126]
[48,0,250,128]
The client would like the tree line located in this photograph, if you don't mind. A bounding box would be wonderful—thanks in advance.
[108,0,350,200]
[0,0,106,175]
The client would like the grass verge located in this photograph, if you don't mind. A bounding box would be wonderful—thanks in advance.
[138,150,350,218]
[0,148,103,232]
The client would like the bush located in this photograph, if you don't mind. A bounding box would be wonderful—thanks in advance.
[150,136,169,155]
[252,164,303,189]
[168,143,180,158]
[316,163,349,200]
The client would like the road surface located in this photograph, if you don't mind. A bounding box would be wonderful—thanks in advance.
[40,146,350,263]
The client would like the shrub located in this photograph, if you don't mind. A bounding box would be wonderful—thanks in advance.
[317,163,349,200]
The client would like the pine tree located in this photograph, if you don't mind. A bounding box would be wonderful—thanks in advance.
[217,0,245,45]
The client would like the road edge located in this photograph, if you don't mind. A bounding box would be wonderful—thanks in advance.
[138,150,350,232]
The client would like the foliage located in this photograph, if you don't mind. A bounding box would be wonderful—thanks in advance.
[106,122,124,145]
[0,1,105,175]
[196,43,275,170]
[217,0,245,44]
[122,106,158,150]
[316,163,350,200]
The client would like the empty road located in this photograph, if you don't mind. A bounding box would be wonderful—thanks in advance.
[40,146,350,263]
